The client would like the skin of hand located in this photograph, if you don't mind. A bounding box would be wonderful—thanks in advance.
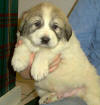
[15,40,61,79]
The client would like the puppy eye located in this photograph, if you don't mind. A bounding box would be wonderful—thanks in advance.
[34,21,41,27]
[52,24,59,30]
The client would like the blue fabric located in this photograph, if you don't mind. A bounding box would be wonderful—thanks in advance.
[69,0,100,75]
[41,97,87,105]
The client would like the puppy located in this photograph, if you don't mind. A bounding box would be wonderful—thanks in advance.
[12,2,100,105]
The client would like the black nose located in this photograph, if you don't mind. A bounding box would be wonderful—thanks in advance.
[41,36,50,44]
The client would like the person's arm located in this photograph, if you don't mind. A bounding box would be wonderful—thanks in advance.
[69,0,100,75]
[88,10,100,75]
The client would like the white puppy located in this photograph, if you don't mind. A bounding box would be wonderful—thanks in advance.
[12,2,100,105]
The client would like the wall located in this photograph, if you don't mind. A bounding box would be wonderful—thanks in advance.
[18,0,76,18]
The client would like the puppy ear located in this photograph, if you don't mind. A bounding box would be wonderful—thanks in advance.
[18,11,28,35]
[64,20,72,41]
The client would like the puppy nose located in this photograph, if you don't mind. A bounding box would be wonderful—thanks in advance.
[41,36,50,44]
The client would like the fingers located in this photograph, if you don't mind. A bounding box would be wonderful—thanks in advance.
[49,59,61,72]
[15,40,23,47]
[49,54,61,66]
[29,52,35,66]
[49,54,61,73]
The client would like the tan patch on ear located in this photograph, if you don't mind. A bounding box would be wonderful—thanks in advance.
[18,11,29,32]
[19,11,28,24]
[22,11,28,19]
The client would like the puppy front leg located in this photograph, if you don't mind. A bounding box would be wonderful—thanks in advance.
[31,51,50,81]
[11,44,31,72]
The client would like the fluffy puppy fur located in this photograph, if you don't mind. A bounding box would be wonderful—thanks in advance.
[12,2,100,105]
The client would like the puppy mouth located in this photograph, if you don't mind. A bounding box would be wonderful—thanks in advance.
[35,40,57,48]
[39,42,52,48]
[40,43,50,48]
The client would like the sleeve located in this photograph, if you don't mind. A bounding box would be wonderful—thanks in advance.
[88,11,100,75]
[69,0,100,75]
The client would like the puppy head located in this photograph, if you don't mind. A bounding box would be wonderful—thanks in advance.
[19,2,72,48]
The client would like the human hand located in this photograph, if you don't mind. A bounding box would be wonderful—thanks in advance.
[49,54,61,73]
[20,53,61,80]
[20,53,61,79]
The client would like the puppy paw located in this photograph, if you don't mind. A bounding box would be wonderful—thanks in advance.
[31,62,49,81]
[39,93,58,104]
[11,54,29,72]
